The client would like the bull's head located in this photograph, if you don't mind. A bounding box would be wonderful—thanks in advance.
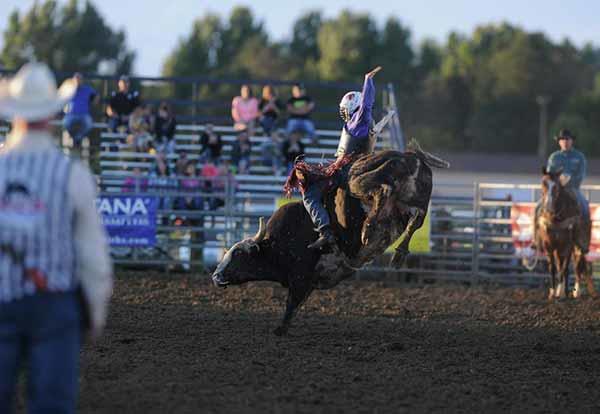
[212,217,267,288]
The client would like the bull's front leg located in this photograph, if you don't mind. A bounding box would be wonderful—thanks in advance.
[274,279,313,336]
[390,207,426,268]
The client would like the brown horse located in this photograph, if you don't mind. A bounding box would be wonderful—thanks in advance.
[537,170,595,299]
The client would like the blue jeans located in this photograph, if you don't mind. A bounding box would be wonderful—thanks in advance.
[0,291,82,414]
[302,166,348,231]
[63,114,93,144]
[576,189,590,223]
[260,116,277,136]
[286,118,315,140]
[107,116,128,133]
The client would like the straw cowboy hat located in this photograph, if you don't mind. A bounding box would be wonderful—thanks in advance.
[0,62,76,121]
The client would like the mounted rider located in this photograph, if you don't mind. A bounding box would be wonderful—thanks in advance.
[534,128,590,253]
[284,66,384,250]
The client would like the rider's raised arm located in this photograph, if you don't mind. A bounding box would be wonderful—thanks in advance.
[347,76,375,135]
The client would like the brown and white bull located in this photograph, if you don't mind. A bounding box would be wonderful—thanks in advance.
[212,141,449,335]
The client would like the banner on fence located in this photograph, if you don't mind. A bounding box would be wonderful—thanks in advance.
[97,195,158,246]
[511,203,600,260]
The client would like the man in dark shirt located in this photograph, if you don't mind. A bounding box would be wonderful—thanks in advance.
[286,83,316,142]
[199,124,223,163]
[106,75,140,132]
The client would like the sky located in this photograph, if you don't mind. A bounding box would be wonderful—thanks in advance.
[1,0,599,76]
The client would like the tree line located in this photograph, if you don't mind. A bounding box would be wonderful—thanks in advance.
[2,1,600,156]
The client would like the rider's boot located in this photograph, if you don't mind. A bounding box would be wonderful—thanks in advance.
[308,226,336,250]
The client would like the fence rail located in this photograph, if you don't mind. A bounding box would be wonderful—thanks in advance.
[101,177,600,286]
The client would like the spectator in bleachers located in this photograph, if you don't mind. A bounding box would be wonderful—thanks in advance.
[198,124,222,163]
[260,128,284,175]
[149,153,176,213]
[258,85,284,136]
[175,160,203,211]
[231,84,258,135]
[122,166,148,193]
[154,101,177,154]
[127,104,153,152]
[175,151,189,176]
[282,129,306,173]
[286,83,316,143]
[230,129,252,174]
[62,72,98,148]
[205,161,234,210]
[201,160,220,210]
[106,75,140,132]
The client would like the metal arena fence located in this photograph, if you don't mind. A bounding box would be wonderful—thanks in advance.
[100,175,600,287]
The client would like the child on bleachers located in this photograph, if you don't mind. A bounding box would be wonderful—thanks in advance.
[128,105,153,152]
[154,102,177,154]
[175,160,203,212]
[198,124,222,163]
[282,129,306,174]
[230,129,252,174]
[260,128,284,175]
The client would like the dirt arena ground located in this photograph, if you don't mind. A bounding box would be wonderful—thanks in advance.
[66,271,600,413]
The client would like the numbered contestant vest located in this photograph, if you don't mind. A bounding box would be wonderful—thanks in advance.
[0,148,76,302]
[335,121,376,158]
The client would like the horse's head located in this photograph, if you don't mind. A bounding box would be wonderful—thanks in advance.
[541,167,569,215]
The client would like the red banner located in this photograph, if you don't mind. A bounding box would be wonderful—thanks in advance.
[511,203,600,261]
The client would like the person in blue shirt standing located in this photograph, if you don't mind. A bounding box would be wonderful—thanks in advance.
[284,66,382,250]
[62,72,98,148]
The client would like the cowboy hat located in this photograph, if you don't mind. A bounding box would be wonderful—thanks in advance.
[0,62,76,121]
[554,128,576,141]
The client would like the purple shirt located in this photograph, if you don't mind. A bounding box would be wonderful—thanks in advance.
[345,77,375,138]
[66,84,96,115]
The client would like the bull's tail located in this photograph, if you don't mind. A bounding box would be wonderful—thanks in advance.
[407,138,450,169]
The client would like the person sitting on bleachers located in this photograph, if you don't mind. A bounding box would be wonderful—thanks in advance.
[231,84,258,135]
[286,83,316,143]
[198,124,222,163]
[106,75,140,132]
[175,150,189,176]
[204,160,235,210]
[154,101,176,153]
[282,129,306,173]
[230,129,252,174]
[259,85,284,136]
[260,128,284,175]
[175,160,203,212]
[122,166,148,193]
[149,154,176,219]
[127,104,153,152]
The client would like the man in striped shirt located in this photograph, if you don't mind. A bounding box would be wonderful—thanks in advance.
[0,62,113,414]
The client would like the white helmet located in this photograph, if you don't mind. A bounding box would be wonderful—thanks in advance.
[339,91,362,122]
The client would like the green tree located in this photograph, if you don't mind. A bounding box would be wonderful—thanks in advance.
[317,10,379,81]
[1,0,134,74]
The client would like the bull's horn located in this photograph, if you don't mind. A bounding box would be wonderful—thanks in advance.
[253,217,266,242]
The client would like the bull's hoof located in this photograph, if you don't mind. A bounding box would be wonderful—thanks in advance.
[390,248,409,268]
[273,326,288,336]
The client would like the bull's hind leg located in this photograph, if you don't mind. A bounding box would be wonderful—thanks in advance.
[390,207,426,268]
[274,279,313,336]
